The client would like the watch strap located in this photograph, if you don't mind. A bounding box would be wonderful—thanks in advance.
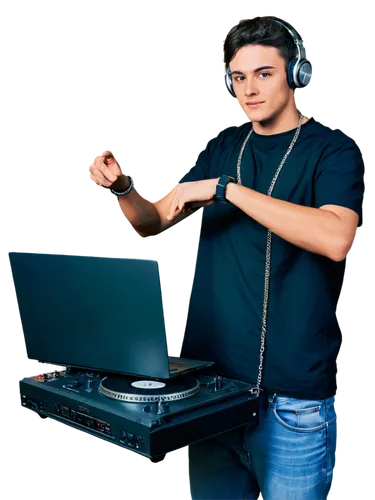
[215,175,236,203]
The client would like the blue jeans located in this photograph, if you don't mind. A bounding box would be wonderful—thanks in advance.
[188,390,337,499]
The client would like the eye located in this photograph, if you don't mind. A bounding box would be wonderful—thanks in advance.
[233,72,270,82]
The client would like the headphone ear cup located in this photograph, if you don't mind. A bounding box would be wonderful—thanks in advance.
[287,58,312,89]
[225,73,236,99]
[225,68,236,97]
[287,58,298,89]
[296,59,312,87]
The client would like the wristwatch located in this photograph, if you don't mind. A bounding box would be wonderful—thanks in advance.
[110,176,134,196]
[214,175,236,203]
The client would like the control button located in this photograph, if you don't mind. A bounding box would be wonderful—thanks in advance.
[31,400,39,410]
[127,432,135,446]
[121,431,128,440]
[86,418,95,428]
[135,436,145,449]
[97,422,105,432]
[61,406,70,417]
[69,380,81,388]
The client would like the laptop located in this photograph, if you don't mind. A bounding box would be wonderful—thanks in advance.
[9,252,214,379]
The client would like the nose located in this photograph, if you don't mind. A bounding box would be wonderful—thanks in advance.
[244,77,259,97]
[238,77,258,97]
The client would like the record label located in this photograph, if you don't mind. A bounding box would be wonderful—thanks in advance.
[132,380,166,389]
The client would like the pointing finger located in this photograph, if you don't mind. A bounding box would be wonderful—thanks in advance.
[167,201,177,220]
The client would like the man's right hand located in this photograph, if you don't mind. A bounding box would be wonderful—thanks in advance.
[89,150,129,190]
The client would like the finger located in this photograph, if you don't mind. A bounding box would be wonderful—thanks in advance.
[170,198,185,219]
[90,166,112,187]
[167,200,178,220]
[93,150,122,171]
[168,186,187,219]
[103,170,117,184]
[177,199,185,212]
[102,150,114,164]
[93,155,110,166]
[102,150,121,171]
[94,156,118,184]
[168,203,183,220]
[88,166,104,187]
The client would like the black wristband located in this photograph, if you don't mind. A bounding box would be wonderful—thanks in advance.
[110,176,134,196]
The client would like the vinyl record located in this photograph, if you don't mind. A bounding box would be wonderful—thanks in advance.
[99,374,200,402]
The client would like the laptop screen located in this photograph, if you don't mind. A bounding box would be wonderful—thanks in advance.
[9,252,171,378]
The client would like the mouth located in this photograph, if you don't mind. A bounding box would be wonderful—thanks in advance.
[245,101,264,108]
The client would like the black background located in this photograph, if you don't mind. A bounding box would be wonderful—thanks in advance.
[9,6,373,499]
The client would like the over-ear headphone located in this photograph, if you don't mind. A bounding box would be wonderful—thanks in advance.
[224,16,312,97]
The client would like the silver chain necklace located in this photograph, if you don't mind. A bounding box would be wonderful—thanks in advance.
[237,110,304,396]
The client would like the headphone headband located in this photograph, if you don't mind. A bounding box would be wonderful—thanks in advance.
[263,16,306,61]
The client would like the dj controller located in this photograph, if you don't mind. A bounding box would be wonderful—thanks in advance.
[20,366,259,462]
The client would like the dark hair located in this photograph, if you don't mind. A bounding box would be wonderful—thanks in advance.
[223,16,297,72]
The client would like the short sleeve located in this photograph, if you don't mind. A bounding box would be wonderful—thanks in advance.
[178,126,237,184]
[178,156,207,184]
[313,138,365,226]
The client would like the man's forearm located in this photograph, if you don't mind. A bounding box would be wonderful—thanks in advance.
[113,176,161,237]
[114,176,202,237]
[225,182,348,261]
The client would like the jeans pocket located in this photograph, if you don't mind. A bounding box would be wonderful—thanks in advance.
[272,396,328,433]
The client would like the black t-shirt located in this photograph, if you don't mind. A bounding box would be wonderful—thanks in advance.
[178,117,365,400]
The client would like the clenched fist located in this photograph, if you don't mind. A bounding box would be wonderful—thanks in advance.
[89,150,128,190]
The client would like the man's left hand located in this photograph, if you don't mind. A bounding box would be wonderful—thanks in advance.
[167,178,219,220]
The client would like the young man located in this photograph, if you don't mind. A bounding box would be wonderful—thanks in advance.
[89,16,365,500]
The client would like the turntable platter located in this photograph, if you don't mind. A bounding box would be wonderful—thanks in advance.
[99,375,200,402]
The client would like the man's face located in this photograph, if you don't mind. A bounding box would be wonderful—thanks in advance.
[229,44,293,123]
